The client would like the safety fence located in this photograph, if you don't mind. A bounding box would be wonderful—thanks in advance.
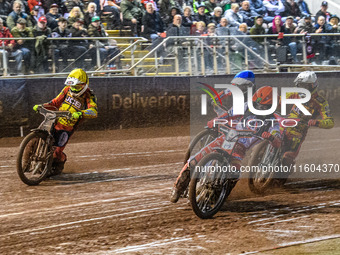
[1,32,340,77]
[0,72,339,137]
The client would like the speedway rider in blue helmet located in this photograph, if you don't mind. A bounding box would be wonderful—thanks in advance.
[210,70,255,120]
[170,70,257,203]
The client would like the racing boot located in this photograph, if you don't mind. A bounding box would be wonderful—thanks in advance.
[48,151,67,177]
[170,163,191,203]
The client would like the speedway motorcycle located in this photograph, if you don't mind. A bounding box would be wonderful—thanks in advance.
[180,104,226,198]
[16,106,72,185]
[188,124,263,219]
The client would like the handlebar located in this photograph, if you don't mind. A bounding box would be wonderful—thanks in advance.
[219,124,264,142]
[37,106,73,120]
[229,133,264,142]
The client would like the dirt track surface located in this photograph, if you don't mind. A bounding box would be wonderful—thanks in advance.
[0,125,339,254]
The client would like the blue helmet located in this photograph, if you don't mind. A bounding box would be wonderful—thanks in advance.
[231,70,255,88]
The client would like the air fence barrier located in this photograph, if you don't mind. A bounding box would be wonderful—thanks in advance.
[0,72,339,137]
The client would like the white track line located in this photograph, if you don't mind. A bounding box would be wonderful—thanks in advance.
[255,229,301,234]
[0,186,172,218]
[75,149,185,159]
[112,237,193,254]
[279,234,340,246]
[247,200,340,224]
[0,206,169,238]
[243,234,340,254]
[64,162,182,176]
[57,174,168,185]
[259,215,309,226]
[0,196,161,219]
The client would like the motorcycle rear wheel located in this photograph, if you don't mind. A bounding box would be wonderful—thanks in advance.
[17,132,53,186]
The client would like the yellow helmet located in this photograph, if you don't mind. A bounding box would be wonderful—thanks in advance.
[65,68,89,97]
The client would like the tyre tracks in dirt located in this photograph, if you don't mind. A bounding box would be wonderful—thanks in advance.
[0,126,339,254]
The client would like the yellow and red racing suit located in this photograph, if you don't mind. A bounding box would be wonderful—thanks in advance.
[44,86,98,161]
[283,90,334,164]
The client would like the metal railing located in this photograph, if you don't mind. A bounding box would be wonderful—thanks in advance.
[0,36,147,77]
[119,33,340,76]
[1,33,340,77]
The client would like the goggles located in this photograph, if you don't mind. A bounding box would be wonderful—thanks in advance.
[70,84,85,92]
[253,101,271,110]
[296,82,314,89]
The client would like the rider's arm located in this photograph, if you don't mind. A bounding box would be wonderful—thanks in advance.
[315,96,334,129]
[218,89,232,101]
[45,86,69,109]
[262,121,282,148]
[82,90,98,119]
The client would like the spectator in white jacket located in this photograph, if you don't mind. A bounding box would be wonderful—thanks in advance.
[263,0,285,23]
[224,3,243,27]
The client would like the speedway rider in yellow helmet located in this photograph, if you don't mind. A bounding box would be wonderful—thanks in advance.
[33,68,98,176]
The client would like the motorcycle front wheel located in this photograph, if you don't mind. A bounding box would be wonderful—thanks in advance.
[248,140,283,194]
[189,152,234,219]
[17,132,53,185]
[183,129,218,164]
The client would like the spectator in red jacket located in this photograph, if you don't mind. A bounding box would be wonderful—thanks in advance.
[28,0,41,11]
[0,18,24,75]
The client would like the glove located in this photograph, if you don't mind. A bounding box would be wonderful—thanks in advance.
[72,111,82,120]
[261,131,273,140]
[308,119,318,127]
[207,119,215,129]
[33,104,41,112]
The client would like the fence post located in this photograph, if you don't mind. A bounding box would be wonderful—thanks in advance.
[193,44,198,75]
[200,39,205,75]
[213,44,218,75]
[175,41,179,76]
[188,41,192,76]
[301,35,308,65]
[131,40,136,76]
[51,44,56,73]
[245,48,249,70]
[225,39,230,74]
[131,41,135,68]
[2,41,8,76]
[155,49,158,75]
[95,40,101,68]
[264,37,269,64]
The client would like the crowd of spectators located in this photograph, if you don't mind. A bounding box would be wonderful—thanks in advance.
[0,0,340,74]
[0,0,120,74]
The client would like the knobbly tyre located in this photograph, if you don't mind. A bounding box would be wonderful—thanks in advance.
[247,115,300,194]
[188,123,263,219]
[16,106,72,185]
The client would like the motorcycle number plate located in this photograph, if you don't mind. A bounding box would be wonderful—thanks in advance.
[222,141,235,151]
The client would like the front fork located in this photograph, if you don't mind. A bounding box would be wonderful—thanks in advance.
[31,135,54,174]
[174,136,225,191]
